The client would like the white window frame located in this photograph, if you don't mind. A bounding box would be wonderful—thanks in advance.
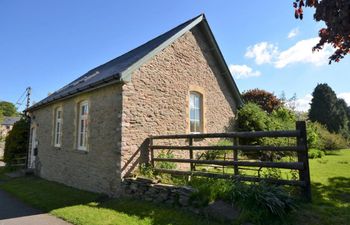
[189,92,203,133]
[54,107,63,147]
[77,101,89,151]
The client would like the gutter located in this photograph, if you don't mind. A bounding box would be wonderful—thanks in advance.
[26,74,122,112]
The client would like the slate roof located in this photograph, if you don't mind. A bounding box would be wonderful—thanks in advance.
[1,117,20,126]
[28,14,243,111]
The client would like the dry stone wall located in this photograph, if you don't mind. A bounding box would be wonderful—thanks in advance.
[123,177,197,207]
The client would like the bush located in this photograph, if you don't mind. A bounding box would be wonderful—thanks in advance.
[306,122,320,149]
[310,122,348,150]
[155,150,177,170]
[189,178,297,223]
[237,104,297,160]
[138,163,155,178]
[188,178,233,206]
[237,103,270,134]
[231,181,297,224]
[4,117,30,164]
[308,149,325,159]
[202,140,233,160]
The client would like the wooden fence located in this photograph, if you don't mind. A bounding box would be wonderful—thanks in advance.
[148,121,311,201]
[9,153,27,168]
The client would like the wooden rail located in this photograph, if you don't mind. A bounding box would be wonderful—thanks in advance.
[148,121,311,201]
[9,154,27,167]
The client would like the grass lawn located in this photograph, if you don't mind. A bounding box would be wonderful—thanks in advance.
[291,149,350,225]
[0,150,349,225]
[0,174,222,225]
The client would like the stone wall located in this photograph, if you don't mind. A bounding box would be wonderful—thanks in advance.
[31,84,123,195]
[123,177,196,207]
[121,26,238,176]
[123,177,240,223]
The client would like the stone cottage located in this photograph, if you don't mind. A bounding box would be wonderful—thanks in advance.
[26,14,243,195]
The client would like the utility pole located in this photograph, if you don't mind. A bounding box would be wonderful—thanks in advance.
[26,87,31,111]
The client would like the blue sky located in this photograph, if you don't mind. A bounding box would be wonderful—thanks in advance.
[0,1,349,111]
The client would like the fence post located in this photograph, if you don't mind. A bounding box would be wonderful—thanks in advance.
[296,121,312,202]
[189,137,194,171]
[149,138,154,168]
[233,137,239,175]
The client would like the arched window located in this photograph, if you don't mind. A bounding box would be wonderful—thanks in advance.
[77,101,89,151]
[54,107,63,147]
[189,92,203,133]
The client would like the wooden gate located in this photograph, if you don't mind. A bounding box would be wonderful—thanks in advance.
[148,121,311,201]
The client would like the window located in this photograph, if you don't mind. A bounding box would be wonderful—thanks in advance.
[77,101,89,150]
[189,92,203,133]
[54,107,62,147]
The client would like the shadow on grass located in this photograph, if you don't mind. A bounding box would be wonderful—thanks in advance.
[0,176,101,212]
[94,198,219,225]
[293,177,350,225]
[0,176,221,225]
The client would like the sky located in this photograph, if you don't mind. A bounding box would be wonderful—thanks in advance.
[0,1,349,112]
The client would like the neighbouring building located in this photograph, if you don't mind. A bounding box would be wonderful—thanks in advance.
[0,116,20,159]
[26,14,243,195]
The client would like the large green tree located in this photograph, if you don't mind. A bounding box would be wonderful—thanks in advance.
[334,98,350,136]
[293,0,350,63]
[0,101,18,117]
[309,83,349,134]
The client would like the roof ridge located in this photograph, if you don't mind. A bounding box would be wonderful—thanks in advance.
[87,14,204,75]
[48,14,204,97]
[28,13,243,111]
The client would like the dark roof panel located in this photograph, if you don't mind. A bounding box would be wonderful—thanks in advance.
[1,117,20,126]
[28,15,202,111]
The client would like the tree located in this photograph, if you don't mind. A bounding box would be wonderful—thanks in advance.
[309,83,349,134]
[334,98,349,136]
[3,117,30,164]
[242,89,283,113]
[0,101,18,117]
[0,109,3,123]
[309,84,337,131]
[293,0,350,63]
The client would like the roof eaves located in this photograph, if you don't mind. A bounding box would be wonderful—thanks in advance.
[119,14,205,82]
[27,73,122,112]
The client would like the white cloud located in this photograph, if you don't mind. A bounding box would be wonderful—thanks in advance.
[292,92,350,112]
[245,38,334,68]
[338,93,350,106]
[229,64,261,79]
[245,42,278,65]
[275,38,333,68]
[294,94,312,112]
[288,28,299,39]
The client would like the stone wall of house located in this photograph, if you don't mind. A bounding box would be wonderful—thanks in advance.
[31,84,123,195]
[121,26,238,177]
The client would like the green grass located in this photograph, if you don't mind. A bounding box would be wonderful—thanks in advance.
[0,150,349,225]
[291,149,350,225]
[0,176,222,225]
[169,150,350,225]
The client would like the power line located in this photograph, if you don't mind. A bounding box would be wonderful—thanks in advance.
[15,87,32,112]
[15,89,27,106]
